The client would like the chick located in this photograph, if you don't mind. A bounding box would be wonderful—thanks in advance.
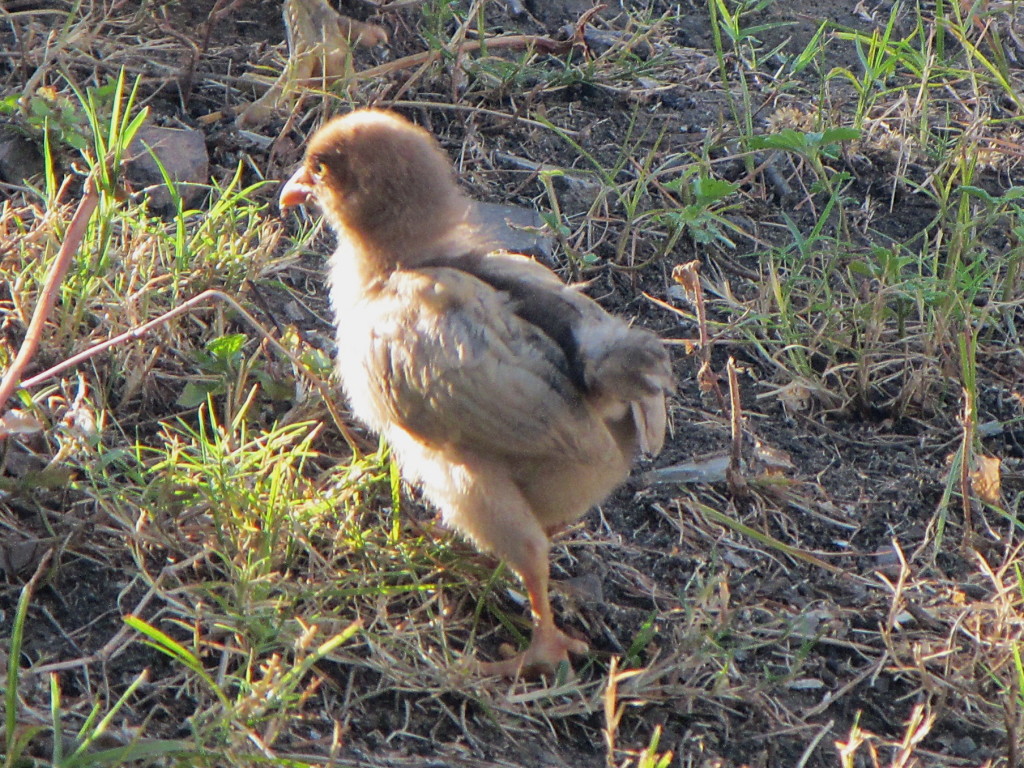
[280,109,673,677]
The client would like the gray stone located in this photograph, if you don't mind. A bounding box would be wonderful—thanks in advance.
[493,151,603,216]
[0,127,43,186]
[560,24,654,58]
[471,201,554,262]
[126,124,209,212]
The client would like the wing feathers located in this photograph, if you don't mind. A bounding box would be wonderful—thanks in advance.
[367,252,672,463]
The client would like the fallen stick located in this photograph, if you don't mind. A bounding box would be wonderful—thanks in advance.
[18,289,363,455]
[0,175,99,410]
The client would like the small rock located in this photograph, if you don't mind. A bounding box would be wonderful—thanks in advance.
[471,201,554,261]
[499,0,528,18]
[549,172,603,216]
[558,572,604,603]
[786,677,825,691]
[561,24,654,58]
[126,124,209,212]
[873,544,902,573]
[493,151,603,216]
[0,127,44,186]
[0,538,49,578]
[952,736,977,757]
[643,454,730,485]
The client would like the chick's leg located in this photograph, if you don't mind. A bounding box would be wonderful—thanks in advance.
[480,536,588,678]
[443,461,587,677]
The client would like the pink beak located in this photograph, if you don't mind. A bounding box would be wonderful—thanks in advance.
[280,166,315,209]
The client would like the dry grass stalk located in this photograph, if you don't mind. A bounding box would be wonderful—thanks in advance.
[0,176,98,420]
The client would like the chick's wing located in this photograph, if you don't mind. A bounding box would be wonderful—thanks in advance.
[365,266,601,460]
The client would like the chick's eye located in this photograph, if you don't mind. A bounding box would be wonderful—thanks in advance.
[313,161,329,181]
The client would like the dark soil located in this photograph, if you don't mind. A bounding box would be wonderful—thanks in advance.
[2,1,1023,767]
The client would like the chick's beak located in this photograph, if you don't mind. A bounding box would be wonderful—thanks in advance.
[280,166,315,209]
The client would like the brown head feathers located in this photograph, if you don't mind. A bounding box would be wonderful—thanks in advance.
[285,109,480,269]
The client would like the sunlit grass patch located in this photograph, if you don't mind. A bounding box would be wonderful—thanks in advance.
[2,0,1024,765]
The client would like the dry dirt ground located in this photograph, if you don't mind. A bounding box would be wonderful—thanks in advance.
[2,1,1024,767]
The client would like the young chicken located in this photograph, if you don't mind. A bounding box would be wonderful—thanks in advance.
[280,109,673,677]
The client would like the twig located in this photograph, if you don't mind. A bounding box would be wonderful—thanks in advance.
[725,356,748,498]
[960,383,975,545]
[19,289,362,456]
[686,498,843,574]
[671,261,726,411]
[0,174,99,411]
[334,33,571,85]
[727,357,743,470]
[794,719,834,768]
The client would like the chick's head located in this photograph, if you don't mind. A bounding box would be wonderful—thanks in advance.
[281,109,470,262]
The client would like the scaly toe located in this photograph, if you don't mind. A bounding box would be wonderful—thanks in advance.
[476,628,588,679]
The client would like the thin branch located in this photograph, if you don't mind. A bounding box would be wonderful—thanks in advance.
[0,174,99,411]
[19,289,362,456]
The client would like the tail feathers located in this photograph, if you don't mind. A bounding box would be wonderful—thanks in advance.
[580,324,673,456]
[631,396,667,456]
[582,326,673,399]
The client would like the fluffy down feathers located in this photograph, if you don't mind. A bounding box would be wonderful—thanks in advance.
[281,109,673,677]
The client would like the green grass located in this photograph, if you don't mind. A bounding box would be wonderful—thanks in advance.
[2,1,1023,766]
